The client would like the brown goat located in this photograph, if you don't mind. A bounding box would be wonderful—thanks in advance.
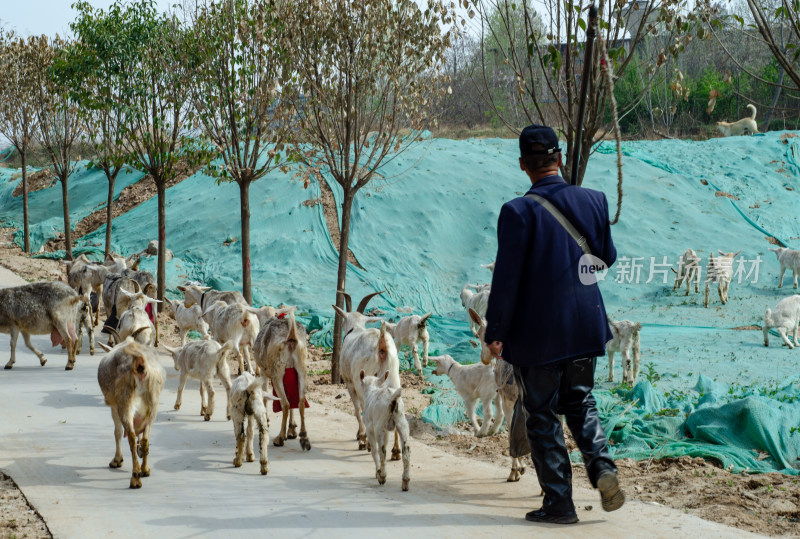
[97,339,165,489]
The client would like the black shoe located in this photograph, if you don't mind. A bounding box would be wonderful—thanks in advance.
[525,509,579,524]
[597,470,625,512]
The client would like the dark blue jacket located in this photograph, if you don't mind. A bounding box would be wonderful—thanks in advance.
[483,175,617,367]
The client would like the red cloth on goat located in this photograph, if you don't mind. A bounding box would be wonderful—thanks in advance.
[272,367,310,412]
[145,303,155,324]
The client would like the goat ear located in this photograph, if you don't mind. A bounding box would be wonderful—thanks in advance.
[383,371,389,382]
[130,258,140,271]
[360,370,366,381]
[199,286,211,292]
[717,250,725,256]
[468,308,483,326]
[177,286,186,292]
[732,250,741,258]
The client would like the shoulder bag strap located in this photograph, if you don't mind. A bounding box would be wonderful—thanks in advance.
[525,193,592,256]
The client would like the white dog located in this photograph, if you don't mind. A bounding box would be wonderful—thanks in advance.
[716,104,758,136]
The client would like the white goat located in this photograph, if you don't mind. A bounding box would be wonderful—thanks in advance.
[461,285,489,337]
[163,340,234,421]
[230,372,278,475]
[178,284,248,311]
[203,300,259,375]
[360,371,411,491]
[469,308,526,482]
[97,338,165,489]
[167,298,210,345]
[763,295,800,349]
[115,290,159,346]
[606,317,642,384]
[430,354,500,437]
[336,304,403,459]
[385,313,431,376]
[704,250,741,308]
[770,247,800,289]
[672,249,701,295]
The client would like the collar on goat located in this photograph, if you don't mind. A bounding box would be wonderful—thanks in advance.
[447,361,455,377]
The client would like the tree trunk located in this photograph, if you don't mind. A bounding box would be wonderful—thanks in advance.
[105,173,116,259]
[240,179,252,305]
[61,176,72,261]
[156,178,166,312]
[763,68,785,132]
[21,151,29,254]
[331,189,355,385]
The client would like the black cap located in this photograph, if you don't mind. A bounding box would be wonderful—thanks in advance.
[519,125,561,156]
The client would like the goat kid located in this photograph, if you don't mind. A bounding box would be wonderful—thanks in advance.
[704,250,741,308]
[672,249,701,296]
[230,372,279,475]
[97,338,165,489]
[770,247,800,289]
[430,354,501,437]
[163,340,234,420]
[606,317,642,384]
[360,371,411,491]
[385,313,431,376]
[167,298,210,345]
[763,295,800,349]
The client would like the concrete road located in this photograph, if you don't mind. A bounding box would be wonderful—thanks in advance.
[0,267,764,538]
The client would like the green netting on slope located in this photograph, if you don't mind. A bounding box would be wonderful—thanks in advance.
[565,375,800,475]
[0,133,799,472]
[0,162,146,252]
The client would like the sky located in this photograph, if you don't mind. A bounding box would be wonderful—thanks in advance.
[1,0,175,37]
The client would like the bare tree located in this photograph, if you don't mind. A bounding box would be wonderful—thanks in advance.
[284,0,454,382]
[469,0,693,184]
[0,31,39,253]
[29,35,82,261]
[188,0,294,304]
[53,1,134,259]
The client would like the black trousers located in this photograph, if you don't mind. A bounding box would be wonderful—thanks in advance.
[514,357,615,516]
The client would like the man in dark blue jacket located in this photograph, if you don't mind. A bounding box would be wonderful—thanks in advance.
[484,125,624,524]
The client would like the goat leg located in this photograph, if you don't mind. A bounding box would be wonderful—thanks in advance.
[391,429,401,461]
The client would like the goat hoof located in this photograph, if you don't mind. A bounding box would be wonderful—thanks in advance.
[203,414,211,422]
[358,441,367,451]
[519,466,526,475]
[273,436,285,447]
[260,463,268,475]
[402,479,410,491]
[246,453,254,462]
[140,466,150,477]
[376,471,387,485]
[391,449,401,461]
[109,458,123,468]
[39,358,47,366]
[300,437,311,451]
[129,476,142,489]
[287,430,298,440]
[3,364,12,370]
[233,458,243,468]
[174,403,181,410]
[65,363,74,371]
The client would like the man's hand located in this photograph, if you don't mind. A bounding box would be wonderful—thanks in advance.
[487,340,503,359]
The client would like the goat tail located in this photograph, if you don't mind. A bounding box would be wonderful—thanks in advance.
[747,103,757,120]
[217,340,235,362]
[389,387,403,413]
[418,313,432,329]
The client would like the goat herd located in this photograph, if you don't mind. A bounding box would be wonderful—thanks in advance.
[1,243,799,492]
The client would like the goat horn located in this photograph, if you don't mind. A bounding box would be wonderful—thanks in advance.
[337,290,352,312]
[131,326,149,340]
[103,325,121,344]
[357,290,386,314]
